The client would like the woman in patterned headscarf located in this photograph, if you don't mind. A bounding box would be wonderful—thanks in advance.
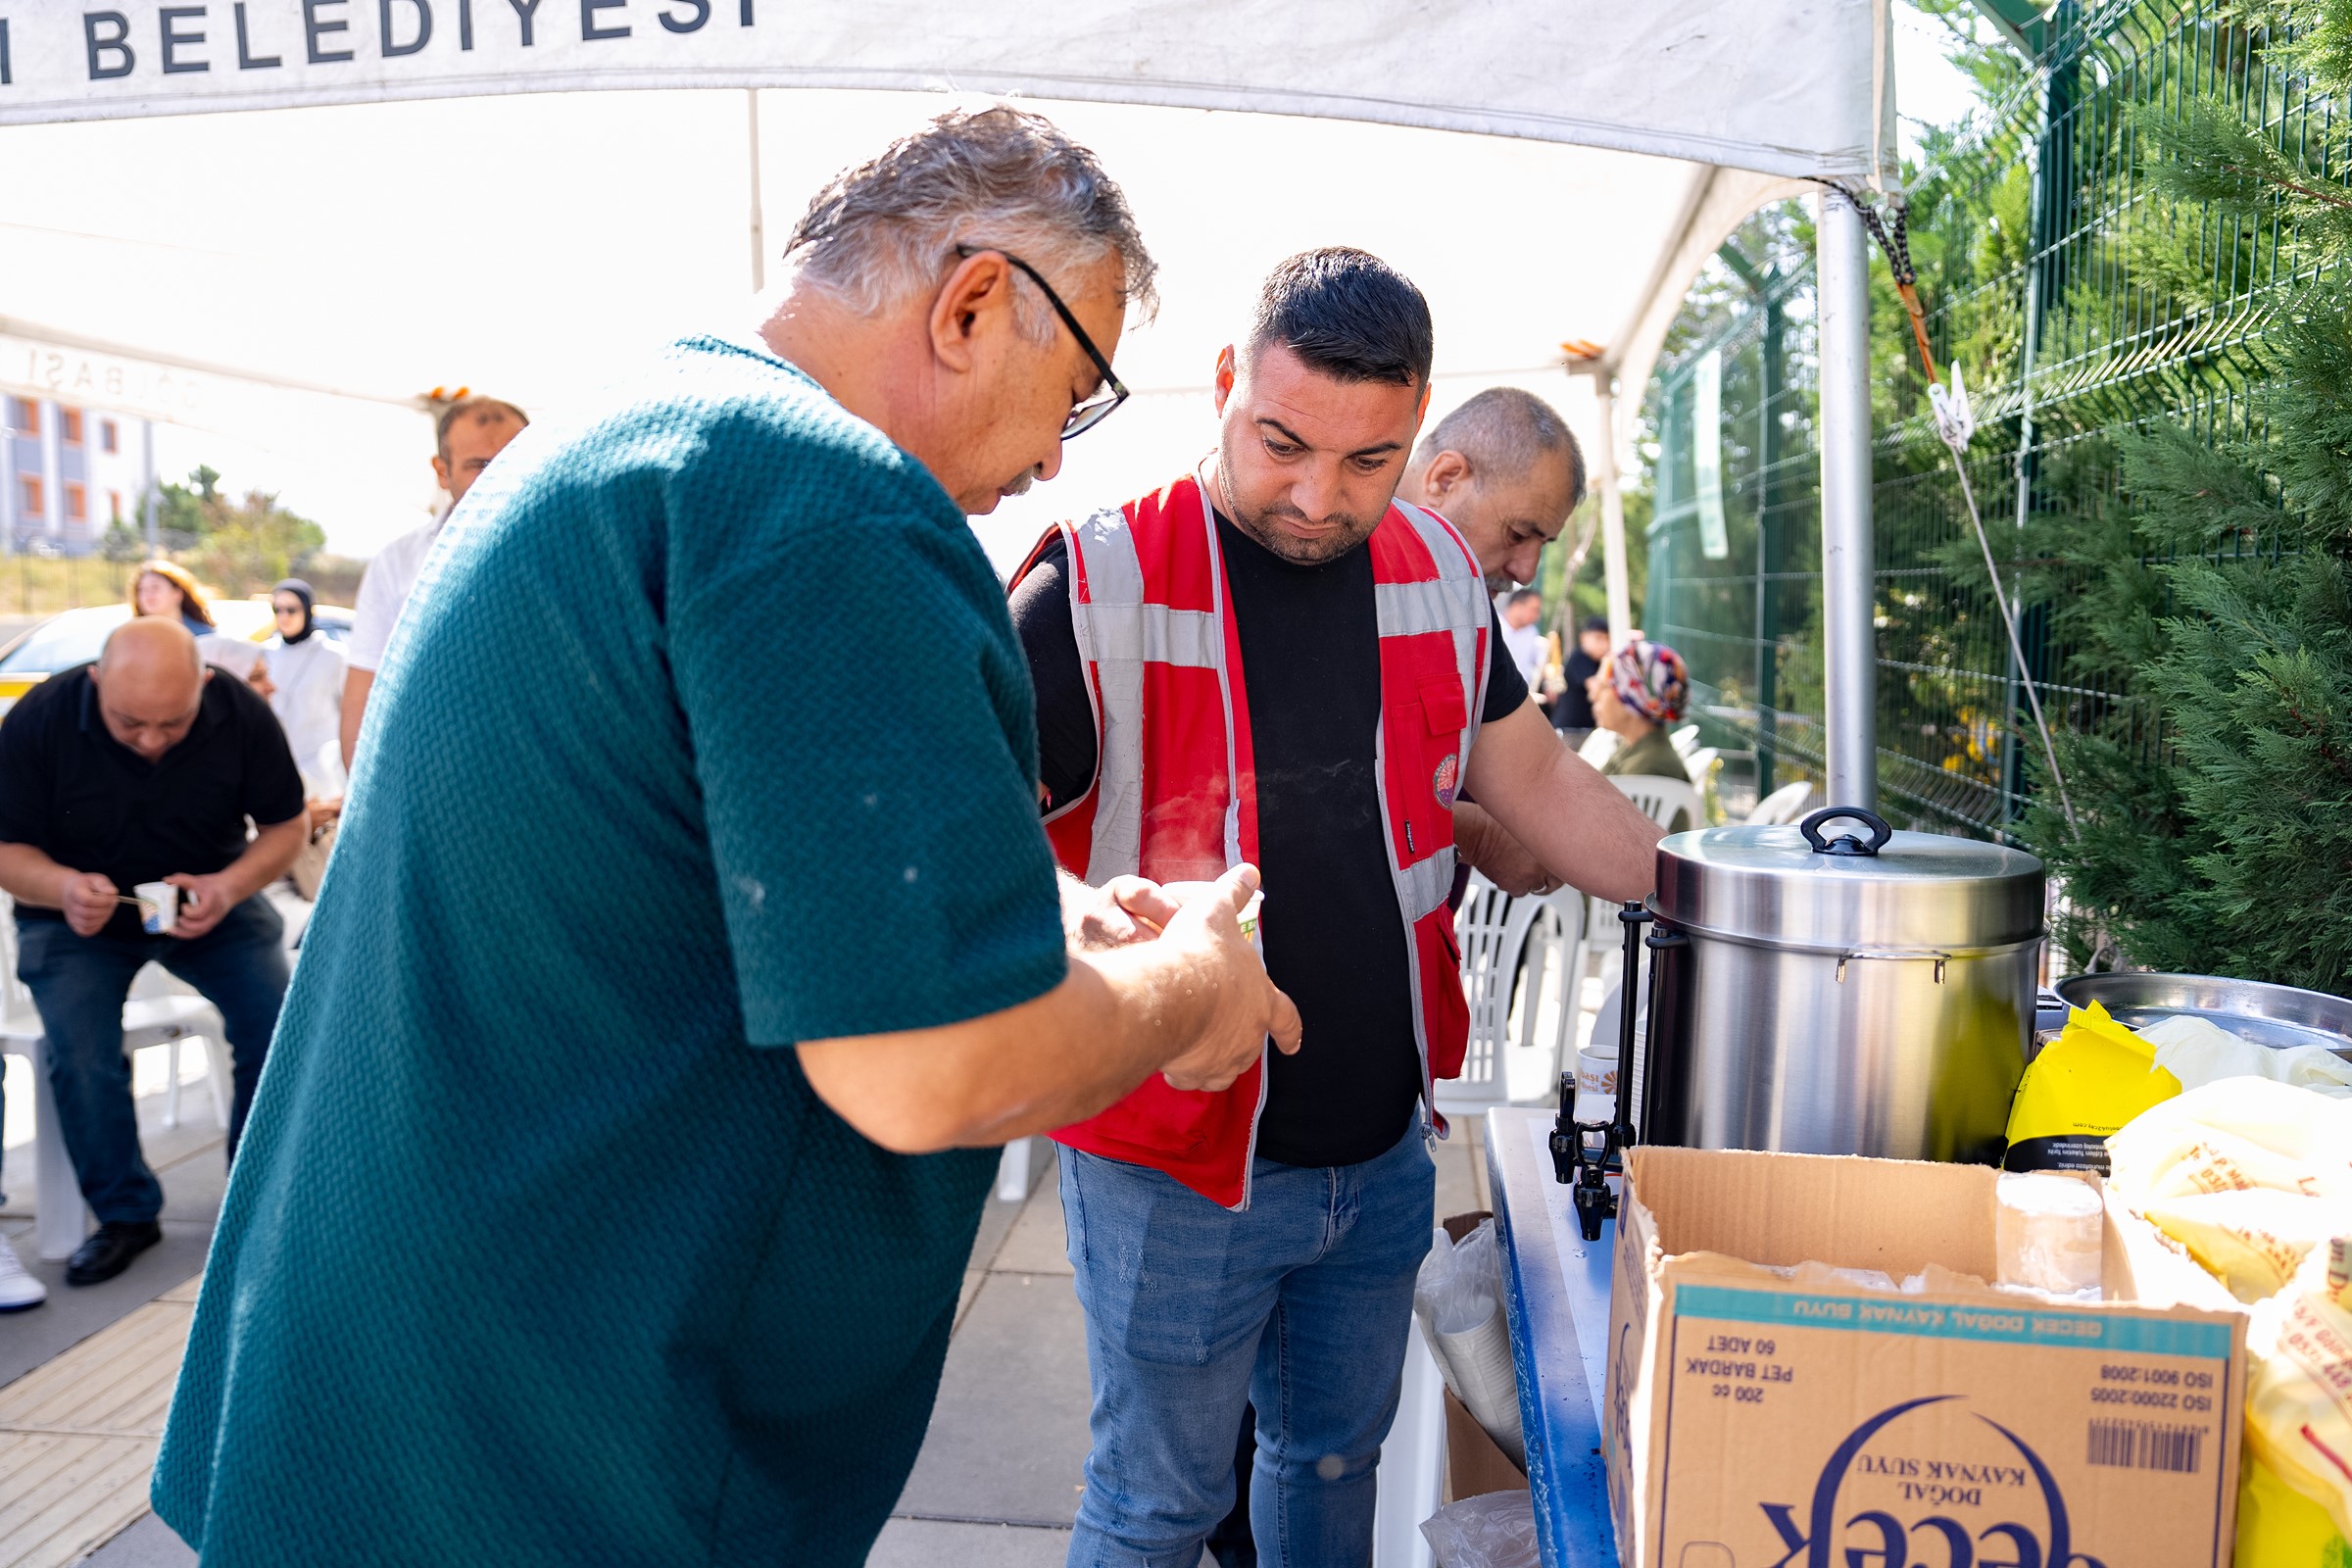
[1587,638,1693,830]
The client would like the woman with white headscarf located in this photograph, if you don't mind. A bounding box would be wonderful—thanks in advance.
[264,579,348,801]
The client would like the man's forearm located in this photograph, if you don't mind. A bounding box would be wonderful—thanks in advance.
[797,939,1225,1154]
[220,816,309,903]
[0,842,78,909]
[339,668,375,770]
[1501,746,1659,902]
[1465,705,1662,904]
[952,943,1220,1144]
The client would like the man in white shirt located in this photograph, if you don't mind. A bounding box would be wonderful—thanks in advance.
[1498,586,1546,683]
[339,397,529,767]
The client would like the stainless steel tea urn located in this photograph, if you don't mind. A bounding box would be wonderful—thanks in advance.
[1626,807,2045,1164]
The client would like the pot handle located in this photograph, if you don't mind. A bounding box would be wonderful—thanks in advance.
[1800,806,1893,858]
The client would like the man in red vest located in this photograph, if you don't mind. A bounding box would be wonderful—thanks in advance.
[1009,249,1660,1568]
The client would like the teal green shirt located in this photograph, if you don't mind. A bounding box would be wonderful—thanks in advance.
[153,337,1067,1565]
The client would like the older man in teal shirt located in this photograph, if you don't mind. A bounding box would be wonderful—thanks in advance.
[153,108,1298,1566]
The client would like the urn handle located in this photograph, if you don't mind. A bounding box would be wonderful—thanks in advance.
[1799,806,1893,858]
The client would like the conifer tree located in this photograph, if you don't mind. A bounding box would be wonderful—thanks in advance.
[2016,7,2352,994]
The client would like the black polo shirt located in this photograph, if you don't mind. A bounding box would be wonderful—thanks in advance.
[0,662,305,939]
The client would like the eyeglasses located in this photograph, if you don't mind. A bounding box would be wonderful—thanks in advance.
[956,245,1129,439]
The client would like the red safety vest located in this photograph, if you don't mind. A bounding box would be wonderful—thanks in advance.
[1011,472,1492,1209]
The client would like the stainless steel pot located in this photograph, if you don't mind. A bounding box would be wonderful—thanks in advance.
[1627,806,2045,1164]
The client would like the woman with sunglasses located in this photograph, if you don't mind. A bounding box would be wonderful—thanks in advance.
[262,579,348,809]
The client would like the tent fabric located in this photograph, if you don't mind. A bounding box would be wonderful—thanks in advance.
[1608,167,1813,464]
[4,0,1894,181]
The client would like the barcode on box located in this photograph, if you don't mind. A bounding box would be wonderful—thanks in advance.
[2086,1419,2203,1474]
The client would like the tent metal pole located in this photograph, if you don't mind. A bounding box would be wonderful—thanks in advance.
[141,417,158,552]
[747,89,767,293]
[1815,186,1878,814]
[1592,373,1633,650]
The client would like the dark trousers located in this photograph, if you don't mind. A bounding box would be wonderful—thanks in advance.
[13,896,287,1223]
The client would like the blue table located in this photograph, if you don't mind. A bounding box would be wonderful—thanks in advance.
[1484,1106,1620,1568]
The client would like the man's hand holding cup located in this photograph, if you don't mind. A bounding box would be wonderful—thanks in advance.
[1153,864,1300,1093]
[59,871,121,938]
[1061,873,1183,952]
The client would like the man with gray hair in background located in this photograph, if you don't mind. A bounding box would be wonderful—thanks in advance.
[1399,386,1588,899]
[154,107,1297,1568]
[1396,385,1585,594]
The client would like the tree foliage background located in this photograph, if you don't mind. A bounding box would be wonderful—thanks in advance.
[1999,0,2352,994]
[101,463,335,601]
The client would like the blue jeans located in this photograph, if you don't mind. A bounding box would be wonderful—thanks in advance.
[1060,1119,1436,1568]
[12,896,287,1223]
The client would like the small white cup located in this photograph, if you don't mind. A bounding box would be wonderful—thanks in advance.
[133,881,178,934]
[1576,1043,1618,1099]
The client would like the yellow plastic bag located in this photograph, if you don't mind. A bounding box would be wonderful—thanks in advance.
[2004,1001,2181,1173]
[2137,1188,2341,1301]
[2242,1242,2352,1546]
[2236,1453,2352,1568]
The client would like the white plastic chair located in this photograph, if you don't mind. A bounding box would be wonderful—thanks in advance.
[1441,873,1540,1114]
[1576,727,1621,767]
[1668,724,1701,758]
[1608,771,1703,835]
[1441,877,1586,1113]
[1578,773,1706,1003]
[995,1137,1033,1202]
[1746,778,1816,825]
[1511,891,1587,1097]
[125,961,232,1132]
[0,895,226,1258]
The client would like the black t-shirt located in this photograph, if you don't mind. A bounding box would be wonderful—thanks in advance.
[1010,514,1528,1168]
[0,662,306,939]
[1553,648,1602,730]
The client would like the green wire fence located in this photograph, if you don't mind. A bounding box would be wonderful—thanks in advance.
[1642,0,2314,836]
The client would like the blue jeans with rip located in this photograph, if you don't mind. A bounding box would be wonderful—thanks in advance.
[12,897,286,1223]
[1059,1118,1436,1568]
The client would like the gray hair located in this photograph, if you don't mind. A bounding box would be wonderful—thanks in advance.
[782,106,1158,343]
[1413,387,1587,508]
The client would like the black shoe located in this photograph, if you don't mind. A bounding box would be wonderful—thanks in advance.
[66,1220,163,1287]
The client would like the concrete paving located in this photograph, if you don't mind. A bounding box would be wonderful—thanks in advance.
[77,1513,191,1568]
[10,1056,1501,1566]
[0,1071,225,1389]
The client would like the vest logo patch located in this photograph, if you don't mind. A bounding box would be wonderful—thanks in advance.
[1433,753,1460,808]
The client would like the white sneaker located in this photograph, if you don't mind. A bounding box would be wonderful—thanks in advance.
[0,1237,47,1311]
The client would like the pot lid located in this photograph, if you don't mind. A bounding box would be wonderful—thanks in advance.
[1651,807,2046,953]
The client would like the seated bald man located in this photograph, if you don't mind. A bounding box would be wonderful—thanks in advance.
[0,618,307,1290]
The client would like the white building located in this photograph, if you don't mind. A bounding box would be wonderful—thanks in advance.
[2,395,154,556]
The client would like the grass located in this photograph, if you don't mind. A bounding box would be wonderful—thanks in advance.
[0,556,366,619]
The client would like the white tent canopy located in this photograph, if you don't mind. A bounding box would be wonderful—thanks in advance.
[0,0,1893,807]
[2,1,1894,182]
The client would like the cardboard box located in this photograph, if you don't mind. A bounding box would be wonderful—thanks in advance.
[1605,1148,2247,1568]
[1445,1389,1528,1502]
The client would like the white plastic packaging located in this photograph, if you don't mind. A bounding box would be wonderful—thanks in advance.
[1419,1489,1540,1568]
[1994,1171,2105,1300]
[2136,1012,2352,1099]
[1413,1221,1525,1466]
